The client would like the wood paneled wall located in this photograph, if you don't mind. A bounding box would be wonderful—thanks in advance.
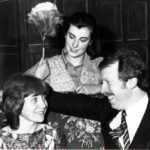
[0,0,149,88]
[0,0,20,89]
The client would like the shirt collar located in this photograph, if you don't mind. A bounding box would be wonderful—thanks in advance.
[126,93,148,117]
[61,47,93,69]
[109,93,148,130]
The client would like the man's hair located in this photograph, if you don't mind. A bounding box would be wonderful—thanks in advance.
[1,74,50,130]
[99,49,148,91]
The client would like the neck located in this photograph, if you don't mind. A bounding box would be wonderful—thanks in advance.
[9,116,38,134]
[126,87,146,108]
[66,54,85,67]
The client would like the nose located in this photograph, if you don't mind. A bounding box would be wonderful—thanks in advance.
[100,82,108,95]
[38,96,47,108]
[72,39,79,48]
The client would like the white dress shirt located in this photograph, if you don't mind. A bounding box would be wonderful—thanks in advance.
[109,93,148,149]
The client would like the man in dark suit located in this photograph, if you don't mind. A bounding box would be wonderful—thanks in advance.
[47,49,150,149]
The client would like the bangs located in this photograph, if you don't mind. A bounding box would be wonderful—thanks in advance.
[23,80,49,98]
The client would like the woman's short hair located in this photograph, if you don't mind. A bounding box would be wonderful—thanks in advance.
[1,74,50,130]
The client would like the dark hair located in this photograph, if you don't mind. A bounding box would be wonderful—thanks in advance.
[64,12,100,58]
[1,74,50,130]
[99,49,148,91]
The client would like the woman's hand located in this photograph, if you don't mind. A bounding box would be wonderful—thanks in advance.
[76,84,101,95]
[35,58,50,80]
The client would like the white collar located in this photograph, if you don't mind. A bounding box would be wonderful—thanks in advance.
[109,93,148,142]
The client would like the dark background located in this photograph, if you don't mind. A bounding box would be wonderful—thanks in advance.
[0,0,149,89]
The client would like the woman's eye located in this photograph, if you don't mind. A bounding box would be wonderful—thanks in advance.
[69,34,74,39]
[80,38,88,42]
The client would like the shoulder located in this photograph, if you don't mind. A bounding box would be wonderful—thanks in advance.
[91,57,104,65]
[84,54,103,69]
[46,55,62,63]
[45,123,66,148]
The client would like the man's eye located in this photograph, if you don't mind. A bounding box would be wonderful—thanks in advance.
[42,96,46,101]
[31,97,37,102]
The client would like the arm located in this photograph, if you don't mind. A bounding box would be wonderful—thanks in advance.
[76,84,102,95]
[24,62,39,76]
[25,58,50,80]
[47,91,114,122]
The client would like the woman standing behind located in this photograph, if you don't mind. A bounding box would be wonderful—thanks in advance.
[26,12,104,149]
[26,12,103,94]
[0,74,66,149]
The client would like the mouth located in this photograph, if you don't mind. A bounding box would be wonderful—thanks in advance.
[35,109,46,115]
[70,47,79,53]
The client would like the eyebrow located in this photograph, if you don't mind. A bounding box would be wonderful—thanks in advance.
[68,31,89,39]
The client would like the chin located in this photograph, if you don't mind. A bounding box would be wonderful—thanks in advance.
[34,116,45,122]
[69,54,80,58]
[110,104,119,110]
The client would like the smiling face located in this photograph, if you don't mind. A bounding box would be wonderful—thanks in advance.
[65,24,92,58]
[100,61,131,110]
[21,94,48,123]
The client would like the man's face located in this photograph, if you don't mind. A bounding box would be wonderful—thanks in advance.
[65,24,92,58]
[100,61,130,110]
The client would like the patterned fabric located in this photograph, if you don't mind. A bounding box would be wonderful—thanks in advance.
[121,110,130,149]
[45,53,103,92]
[48,112,104,149]
[0,123,66,149]
[45,53,104,149]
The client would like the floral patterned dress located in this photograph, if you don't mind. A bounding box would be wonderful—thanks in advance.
[25,51,104,149]
[0,124,66,149]
[45,53,104,149]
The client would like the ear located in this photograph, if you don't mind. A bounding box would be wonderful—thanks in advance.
[126,77,138,89]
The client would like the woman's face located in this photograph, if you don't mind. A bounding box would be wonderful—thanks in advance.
[21,94,48,123]
[65,24,92,58]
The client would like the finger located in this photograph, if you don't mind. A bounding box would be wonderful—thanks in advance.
[39,57,44,66]
[76,86,82,91]
[39,58,48,67]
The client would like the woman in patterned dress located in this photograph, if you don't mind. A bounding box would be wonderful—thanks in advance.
[0,74,66,149]
[26,12,104,149]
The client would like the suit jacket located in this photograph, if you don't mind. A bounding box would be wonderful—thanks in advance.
[47,91,150,149]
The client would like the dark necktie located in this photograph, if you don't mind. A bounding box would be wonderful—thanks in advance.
[109,110,130,149]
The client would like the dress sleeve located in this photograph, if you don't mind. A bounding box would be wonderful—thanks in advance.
[47,91,109,121]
